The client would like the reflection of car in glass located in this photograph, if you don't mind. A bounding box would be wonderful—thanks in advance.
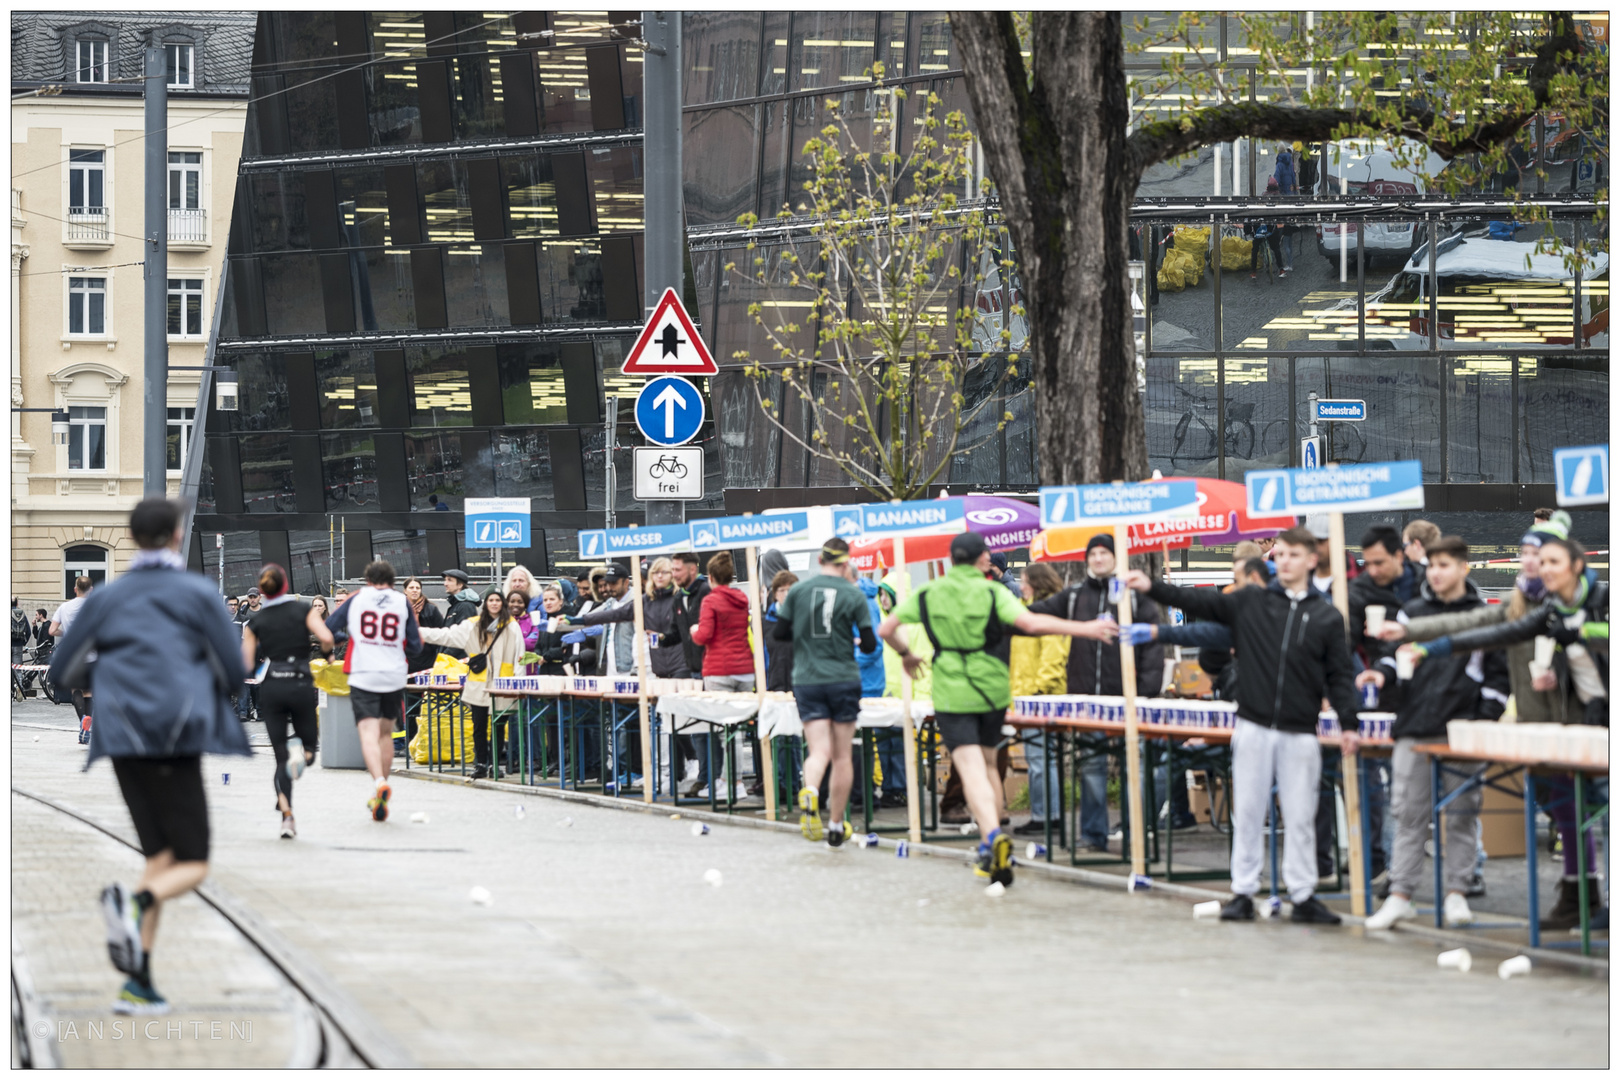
[1355,234,1609,350]
[1314,139,1448,267]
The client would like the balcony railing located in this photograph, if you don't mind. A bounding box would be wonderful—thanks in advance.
[66,207,109,242]
[167,207,207,244]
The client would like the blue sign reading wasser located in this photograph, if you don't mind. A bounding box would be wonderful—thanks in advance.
[689,512,811,550]
[1245,460,1424,516]
[1039,481,1199,529]
[832,499,965,539]
[577,522,693,559]
[1553,444,1609,508]
[1313,398,1367,422]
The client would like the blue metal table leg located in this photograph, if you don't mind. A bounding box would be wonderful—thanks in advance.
[1525,771,1541,948]
[1431,755,1445,928]
[1267,785,1279,908]
[1577,776,1590,957]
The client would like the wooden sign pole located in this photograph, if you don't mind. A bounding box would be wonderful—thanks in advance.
[745,543,776,821]
[895,534,923,845]
[630,557,655,804]
[1113,523,1148,881]
[1327,508,1367,916]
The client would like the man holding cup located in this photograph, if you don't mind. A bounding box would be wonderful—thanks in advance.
[1360,535,1511,930]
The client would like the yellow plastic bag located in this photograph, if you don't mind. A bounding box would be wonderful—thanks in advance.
[1165,247,1203,287]
[409,701,479,764]
[431,653,470,677]
[310,659,349,696]
[1173,225,1211,253]
[1220,236,1253,272]
[1156,264,1185,292]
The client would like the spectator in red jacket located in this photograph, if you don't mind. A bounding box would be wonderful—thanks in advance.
[688,551,755,799]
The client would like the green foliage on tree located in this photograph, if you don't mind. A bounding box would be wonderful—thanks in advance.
[726,63,1022,501]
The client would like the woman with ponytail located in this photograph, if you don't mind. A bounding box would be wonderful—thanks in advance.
[240,564,335,839]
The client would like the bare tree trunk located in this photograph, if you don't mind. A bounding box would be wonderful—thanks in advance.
[952,12,1148,487]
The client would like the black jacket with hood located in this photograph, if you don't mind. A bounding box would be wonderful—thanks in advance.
[1028,572,1163,699]
[1147,577,1360,736]
[1379,579,1511,740]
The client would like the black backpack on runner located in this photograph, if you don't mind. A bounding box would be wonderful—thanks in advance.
[916,589,1007,711]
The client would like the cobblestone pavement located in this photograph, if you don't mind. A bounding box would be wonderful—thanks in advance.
[10,700,1609,1067]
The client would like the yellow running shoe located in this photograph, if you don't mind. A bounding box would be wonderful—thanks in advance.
[989,830,1014,887]
[797,786,822,842]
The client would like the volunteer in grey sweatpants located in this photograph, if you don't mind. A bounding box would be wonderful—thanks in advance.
[1127,526,1363,925]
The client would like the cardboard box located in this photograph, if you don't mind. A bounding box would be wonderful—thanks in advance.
[1442,780,1526,858]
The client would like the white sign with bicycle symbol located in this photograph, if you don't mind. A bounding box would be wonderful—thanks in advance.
[633,446,703,501]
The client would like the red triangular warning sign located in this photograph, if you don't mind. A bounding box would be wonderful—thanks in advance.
[621,288,718,376]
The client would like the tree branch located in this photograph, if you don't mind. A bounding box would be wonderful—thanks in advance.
[1127,12,1586,179]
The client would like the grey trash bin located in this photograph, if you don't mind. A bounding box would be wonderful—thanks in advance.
[319,692,366,769]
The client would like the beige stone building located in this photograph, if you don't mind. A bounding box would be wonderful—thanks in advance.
[11,12,253,601]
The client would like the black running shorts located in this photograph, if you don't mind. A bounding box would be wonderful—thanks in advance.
[111,756,210,862]
[935,710,1007,751]
[349,687,404,725]
[793,680,863,724]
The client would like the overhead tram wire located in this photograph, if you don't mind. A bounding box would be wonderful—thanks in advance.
[14,260,147,278]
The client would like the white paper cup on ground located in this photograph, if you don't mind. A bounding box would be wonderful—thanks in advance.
[1437,947,1472,973]
[1497,955,1532,980]
[468,885,493,906]
[1193,900,1222,919]
[703,868,723,887]
[1364,605,1386,636]
[985,881,1007,897]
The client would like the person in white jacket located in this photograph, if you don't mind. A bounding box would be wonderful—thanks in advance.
[418,589,527,778]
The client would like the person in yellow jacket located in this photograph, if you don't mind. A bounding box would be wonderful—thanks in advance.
[876,569,931,809]
[418,588,528,779]
[1010,563,1070,837]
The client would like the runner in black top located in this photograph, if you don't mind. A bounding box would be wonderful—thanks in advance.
[243,564,335,839]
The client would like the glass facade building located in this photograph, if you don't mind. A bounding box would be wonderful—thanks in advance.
[197,12,1607,590]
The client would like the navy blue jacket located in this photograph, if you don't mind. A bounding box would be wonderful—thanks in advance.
[50,563,250,766]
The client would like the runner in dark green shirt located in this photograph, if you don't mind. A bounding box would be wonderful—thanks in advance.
[880,531,1117,886]
[770,538,879,847]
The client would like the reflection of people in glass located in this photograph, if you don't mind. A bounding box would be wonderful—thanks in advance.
[1246,185,1286,280]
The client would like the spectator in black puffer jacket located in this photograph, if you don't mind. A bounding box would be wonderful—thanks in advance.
[762,570,799,693]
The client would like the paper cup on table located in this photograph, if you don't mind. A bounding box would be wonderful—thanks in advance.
[1364,605,1386,636]
[1437,948,1472,973]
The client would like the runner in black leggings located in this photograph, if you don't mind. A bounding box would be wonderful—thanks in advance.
[242,564,334,839]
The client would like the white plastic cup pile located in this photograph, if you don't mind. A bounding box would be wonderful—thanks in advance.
[702,868,723,887]
[1497,955,1532,980]
[1436,948,1472,973]
[1193,900,1222,919]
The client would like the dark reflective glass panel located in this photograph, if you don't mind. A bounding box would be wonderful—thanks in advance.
[320,432,379,510]
[404,430,465,510]
[239,433,297,514]
[406,348,473,427]
[314,349,379,428]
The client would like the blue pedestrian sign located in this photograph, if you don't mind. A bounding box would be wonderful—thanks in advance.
[1039,481,1199,529]
[1245,460,1424,516]
[577,522,693,559]
[464,497,530,549]
[832,499,966,539]
[688,511,811,551]
[1301,436,1322,470]
[1553,444,1608,507]
[1312,398,1367,422]
[634,375,705,447]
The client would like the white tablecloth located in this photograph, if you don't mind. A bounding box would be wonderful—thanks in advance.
[656,692,935,740]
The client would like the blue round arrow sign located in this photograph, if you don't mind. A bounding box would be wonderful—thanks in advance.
[634,375,706,447]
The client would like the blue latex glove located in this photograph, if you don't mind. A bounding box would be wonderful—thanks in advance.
[561,626,605,644]
[1120,623,1157,647]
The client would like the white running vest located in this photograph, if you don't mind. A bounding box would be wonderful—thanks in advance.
[338,587,414,692]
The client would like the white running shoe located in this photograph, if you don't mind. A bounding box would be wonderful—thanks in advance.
[279,813,297,840]
[1442,892,1475,927]
[285,737,306,781]
[1364,894,1417,930]
[99,883,145,976]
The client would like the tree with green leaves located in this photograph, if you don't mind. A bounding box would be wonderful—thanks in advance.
[727,63,1021,502]
[950,11,1606,486]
